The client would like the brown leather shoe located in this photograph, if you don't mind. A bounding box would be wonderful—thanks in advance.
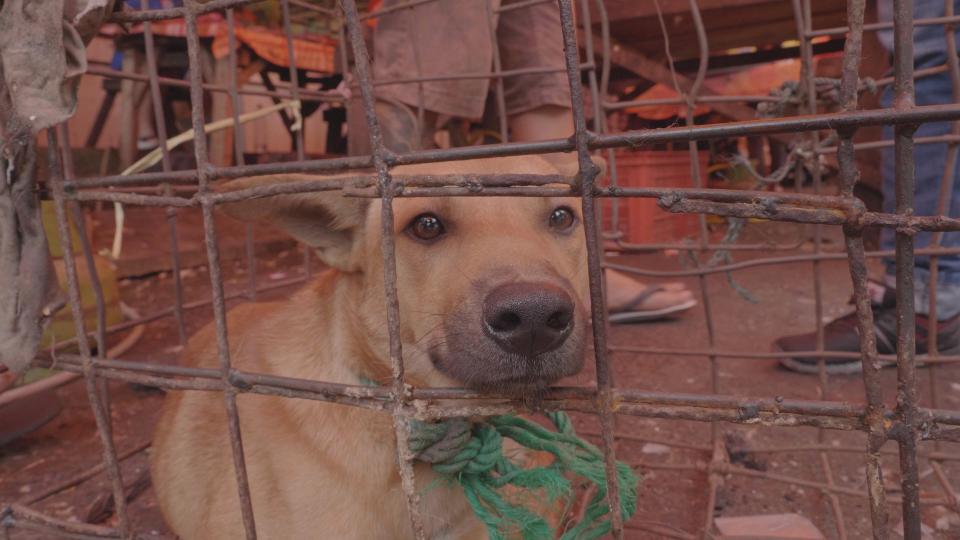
[775,282,960,374]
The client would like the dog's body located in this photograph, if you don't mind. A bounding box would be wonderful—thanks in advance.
[151,155,594,539]
[152,278,486,539]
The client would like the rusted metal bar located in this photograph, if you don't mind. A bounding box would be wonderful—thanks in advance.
[33,273,307,354]
[183,2,258,537]
[371,63,593,87]
[286,0,337,15]
[794,0,846,533]
[58,125,113,423]
[609,344,960,364]
[835,20,893,540]
[63,101,960,190]
[226,9,247,168]
[63,183,960,238]
[357,0,441,21]
[603,95,782,111]
[65,100,960,192]
[111,0,258,22]
[339,0,428,537]
[142,7,189,347]
[223,8,259,300]
[280,0,305,160]
[486,0,509,143]
[605,247,960,277]
[593,0,623,233]
[26,352,960,436]
[891,1,923,538]
[820,133,960,152]
[593,32,796,146]
[496,0,551,13]
[655,0,723,535]
[557,0,625,535]
[809,13,960,37]
[85,65,343,103]
[1,504,122,539]
[45,131,131,537]
[924,0,960,518]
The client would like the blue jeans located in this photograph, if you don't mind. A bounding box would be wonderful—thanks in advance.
[880,69,960,319]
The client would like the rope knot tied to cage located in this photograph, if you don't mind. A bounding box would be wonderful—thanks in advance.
[408,412,639,540]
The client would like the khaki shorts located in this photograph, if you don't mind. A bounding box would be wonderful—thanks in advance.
[371,0,572,119]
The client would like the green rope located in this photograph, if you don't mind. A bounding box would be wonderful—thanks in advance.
[409,412,639,540]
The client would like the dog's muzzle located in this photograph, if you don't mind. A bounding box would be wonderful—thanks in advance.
[482,281,575,358]
[431,280,585,394]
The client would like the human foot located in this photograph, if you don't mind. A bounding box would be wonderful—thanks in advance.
[605,269,697,323]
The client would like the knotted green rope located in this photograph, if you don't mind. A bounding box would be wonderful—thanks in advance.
[409,412,639,540]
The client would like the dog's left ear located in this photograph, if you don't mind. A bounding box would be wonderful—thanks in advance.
[216,174,371,272]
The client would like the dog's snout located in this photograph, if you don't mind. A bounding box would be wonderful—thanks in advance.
[482,282,574,357]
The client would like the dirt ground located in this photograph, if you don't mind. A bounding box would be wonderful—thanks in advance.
[2,215,960,539]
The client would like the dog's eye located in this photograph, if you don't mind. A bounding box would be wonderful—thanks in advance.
[407,213,446,242]
[548,206,576,232]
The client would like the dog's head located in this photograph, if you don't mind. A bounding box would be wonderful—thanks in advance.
[221,154,601,397]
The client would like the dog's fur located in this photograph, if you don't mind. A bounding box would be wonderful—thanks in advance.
[150,154,596,539]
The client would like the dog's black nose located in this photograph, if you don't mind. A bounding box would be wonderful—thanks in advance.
[482,282,575,357]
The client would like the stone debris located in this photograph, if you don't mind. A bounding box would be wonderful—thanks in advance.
[715,513,825,539]
[640,442,671,455]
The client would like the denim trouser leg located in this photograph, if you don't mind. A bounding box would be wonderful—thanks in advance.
[880,72,960,319]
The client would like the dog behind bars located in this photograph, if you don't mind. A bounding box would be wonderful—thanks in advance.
[150,154,599,539]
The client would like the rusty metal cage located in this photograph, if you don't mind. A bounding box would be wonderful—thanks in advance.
[3,0,960,538]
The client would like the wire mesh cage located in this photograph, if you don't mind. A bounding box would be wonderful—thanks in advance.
[2,0,960,538]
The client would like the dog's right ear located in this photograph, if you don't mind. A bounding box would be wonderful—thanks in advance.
[216,174,370,272]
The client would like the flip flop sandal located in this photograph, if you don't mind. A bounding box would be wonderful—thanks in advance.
[608,285,697,324]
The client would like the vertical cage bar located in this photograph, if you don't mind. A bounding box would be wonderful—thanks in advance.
[833,3,892,536]
[556,0,624,536]
[891,0,923,537]
[280,0,305,161]
[578,0,602,133]
[577,0,608,242]
[57,127,106,363]
[406,4,428,148]
[794,0,847,534]
[486,0,509,143]
[411,21,428,149]
[224,8,258,300]
[593,0,621,236]
[226,9,247,167]
[57,124,112,421]
[183,3,258,537]
[329,9,350,283]
[842,213,892,537]
[923,0,960,519]
[676,3,725,536]
[796,0,827,381]
[143,7,189,347]
[46,129,131,537]
[339,0,428,537]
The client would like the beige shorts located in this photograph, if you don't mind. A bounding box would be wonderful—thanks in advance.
[371,0,572,119]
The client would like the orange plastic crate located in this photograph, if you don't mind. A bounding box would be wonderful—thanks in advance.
[600,150,708,244]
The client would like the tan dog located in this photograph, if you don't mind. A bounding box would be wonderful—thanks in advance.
[150,154,597,539]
